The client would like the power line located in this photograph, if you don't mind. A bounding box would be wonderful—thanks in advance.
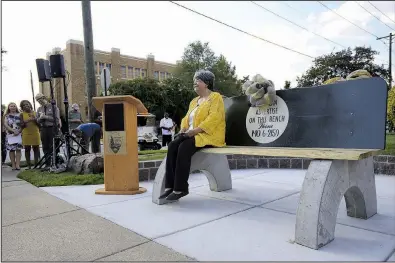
[317,1,388,47]
[169,1,315,59]
[354,1,395,31]
[250,1,346,49]
[282,2,308,18]
[367,1,395,24]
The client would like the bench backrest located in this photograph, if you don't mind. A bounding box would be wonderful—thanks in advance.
[223,77,387,150]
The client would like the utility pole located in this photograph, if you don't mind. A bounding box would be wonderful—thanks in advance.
[30,70,36,111]
[377,32,393,88]
[81,0,96,123]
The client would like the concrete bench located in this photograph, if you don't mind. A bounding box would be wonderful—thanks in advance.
[152,77,387,250]
[152,146,379,249]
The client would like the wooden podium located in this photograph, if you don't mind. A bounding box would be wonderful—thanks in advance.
[92,95,149,195]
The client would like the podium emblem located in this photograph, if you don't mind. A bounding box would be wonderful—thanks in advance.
[109,135,122,154]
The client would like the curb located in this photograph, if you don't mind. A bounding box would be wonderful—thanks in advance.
[137,155,395,182]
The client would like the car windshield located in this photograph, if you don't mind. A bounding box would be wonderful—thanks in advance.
[137,117,148,126]
[137,116,156,127]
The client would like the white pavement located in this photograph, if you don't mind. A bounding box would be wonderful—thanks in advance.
[41,168,395,261]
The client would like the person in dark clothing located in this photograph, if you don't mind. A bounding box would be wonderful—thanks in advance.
[35,93,61,169]
[72,123,101,154]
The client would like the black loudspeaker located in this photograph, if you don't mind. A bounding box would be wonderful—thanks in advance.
[36,59,52,82]
[50,54,66,78]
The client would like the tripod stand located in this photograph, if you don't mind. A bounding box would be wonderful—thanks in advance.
[34,76,89,171]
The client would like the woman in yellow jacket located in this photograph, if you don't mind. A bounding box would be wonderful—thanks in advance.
[160,70,226,201]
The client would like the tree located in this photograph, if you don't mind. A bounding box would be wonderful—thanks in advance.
[108,77,195,126]
[387,86,395,130]
[161,77,195,126]
[240,75,250,85]
[284,80,291,90]
[211,55,242,96]
[296,46,390,88]
[175,41,242,97]
[109,78,170,119]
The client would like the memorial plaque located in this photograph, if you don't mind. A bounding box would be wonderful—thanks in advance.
[104,103,124,131]
[224,77,387,150]
[245,96,289,144]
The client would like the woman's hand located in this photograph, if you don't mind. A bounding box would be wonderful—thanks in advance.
[13,129,20,135]
[25,117,35,123]
[185,128,203,138]
[179,128,187,134]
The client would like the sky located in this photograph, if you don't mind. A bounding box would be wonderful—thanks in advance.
[1,1,395,108]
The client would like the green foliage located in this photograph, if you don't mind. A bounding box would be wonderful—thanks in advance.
[379,134,395,156]
[109,78,169,118]
[109,41,244,123]
[161,77,195,124]
[387,87,395,126]
[240,75,250,84]
[139,149,168,155]
[17,170,104,187]
[109,77,195,123]
[296,46,390,88]
[283,80,291,90]
[175,41,242,97]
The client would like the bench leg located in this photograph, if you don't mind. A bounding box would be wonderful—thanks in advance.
[295,157,377,250]
[152,152,232,205]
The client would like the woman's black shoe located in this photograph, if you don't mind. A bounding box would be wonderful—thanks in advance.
[159,189,173,199]
[166,191,189,201]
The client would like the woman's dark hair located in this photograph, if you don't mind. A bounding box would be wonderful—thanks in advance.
[20,100,33,111]
[194,69,215,91]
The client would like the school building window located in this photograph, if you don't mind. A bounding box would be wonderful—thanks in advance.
[99,62,105,73]
[121,66,127,78]
[141,69,147,78]
[128,66,134,79]
[154,71,159,80]
[160,72,165,80]
[135,68,141,78]
[106,63,111,72]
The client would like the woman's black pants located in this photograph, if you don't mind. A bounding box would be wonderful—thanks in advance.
[165,135,202,192]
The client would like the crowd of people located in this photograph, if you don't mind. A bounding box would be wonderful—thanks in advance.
[2,69,227,203]
[1,93,100,171]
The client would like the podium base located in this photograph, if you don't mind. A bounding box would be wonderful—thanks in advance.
[95,187,147,195]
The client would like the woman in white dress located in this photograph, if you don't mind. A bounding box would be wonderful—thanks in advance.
[3,102,23,170]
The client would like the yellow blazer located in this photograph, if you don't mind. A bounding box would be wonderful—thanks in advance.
[181,92,226,148]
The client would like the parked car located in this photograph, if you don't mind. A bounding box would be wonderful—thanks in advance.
[137,113,161,151]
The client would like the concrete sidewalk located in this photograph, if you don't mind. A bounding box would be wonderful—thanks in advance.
[1,167,194,262]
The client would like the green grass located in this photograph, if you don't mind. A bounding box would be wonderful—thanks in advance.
[5,150,168,167]
[139,149,168,155]
[17,170,104,187]
[139,153,166,161]
[380,134,395,155]
[14,149,167,187]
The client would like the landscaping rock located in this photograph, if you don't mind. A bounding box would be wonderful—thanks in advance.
[68,153,104,174]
